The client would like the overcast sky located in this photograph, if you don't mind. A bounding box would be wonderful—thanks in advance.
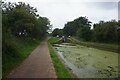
[6,0,119,29]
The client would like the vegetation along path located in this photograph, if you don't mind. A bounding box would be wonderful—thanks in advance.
[7,41,57,78]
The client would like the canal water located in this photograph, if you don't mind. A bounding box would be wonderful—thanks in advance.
[53,43,119,78]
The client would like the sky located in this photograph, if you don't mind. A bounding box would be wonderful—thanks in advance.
[6,0,119,29]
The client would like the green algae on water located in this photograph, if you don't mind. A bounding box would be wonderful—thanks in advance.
[54,43,118,78]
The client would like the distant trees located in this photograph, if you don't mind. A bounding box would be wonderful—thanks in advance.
[52,16,120,43]
[63,17,92,41]
[52,28,63,37]
[117,21,120,44]
[93,20,118,43]
[63,22,77,36]
[77,26,92,41]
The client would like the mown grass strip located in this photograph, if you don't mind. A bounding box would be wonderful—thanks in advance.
[48,42,72,78]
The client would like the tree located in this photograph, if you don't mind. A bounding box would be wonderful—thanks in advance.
[93,20,118,43]
[2,1,51,60]
[63,22,76,36]
[2,1,50,39]
[77,26,92,41]
[63,16,92,41]
[52,28,63,37]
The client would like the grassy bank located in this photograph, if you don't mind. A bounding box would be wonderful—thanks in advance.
[48,37,72,78]
[3,36,41,77]
[69,37,119,53]
[48,37,60,44]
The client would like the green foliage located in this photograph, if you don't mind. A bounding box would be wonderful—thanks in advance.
[62,16,120,43]
[63,16,92,41]
[63,22,77,36]
[48,43,72,78]
[2,1,50,77]
[93,20,118,43]
[2,1,50,38]
[52,28,63,37]
[77,26,92,41]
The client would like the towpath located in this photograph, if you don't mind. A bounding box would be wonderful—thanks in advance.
[7,41,57,78]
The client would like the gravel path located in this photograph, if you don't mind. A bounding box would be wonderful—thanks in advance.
[7,41,57,78]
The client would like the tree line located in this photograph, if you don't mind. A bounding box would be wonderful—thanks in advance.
[52,17,120,43]
[2,1,51,64]
[0,1,51,77]
[2,2,50,39]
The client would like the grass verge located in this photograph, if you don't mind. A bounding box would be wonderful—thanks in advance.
[69,37,119,53]
[48,37,60,44]
[48,42,72,78]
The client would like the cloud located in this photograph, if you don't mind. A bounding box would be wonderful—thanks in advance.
[5,0,119,29]
[118,2,120,20]
[86,2,118,10]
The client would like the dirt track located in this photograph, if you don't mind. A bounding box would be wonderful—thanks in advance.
[7,41,57,78]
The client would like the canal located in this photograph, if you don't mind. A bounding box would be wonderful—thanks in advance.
[53,43,119,78]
